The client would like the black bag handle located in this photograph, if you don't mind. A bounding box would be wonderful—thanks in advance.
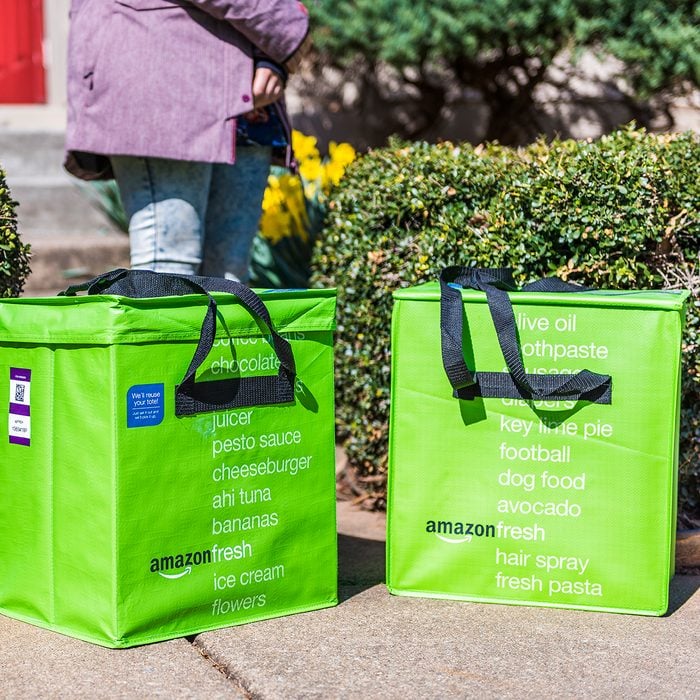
[60,269,296,416]
[439,266,612,404]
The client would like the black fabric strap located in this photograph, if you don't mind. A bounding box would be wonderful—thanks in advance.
[61,269,295,415]
[453,371,612,404]
[439,267,612,404]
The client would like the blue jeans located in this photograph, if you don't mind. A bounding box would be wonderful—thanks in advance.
[111,147,271,282]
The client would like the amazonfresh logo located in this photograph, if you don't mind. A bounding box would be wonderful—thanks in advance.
[426,519,546,544]
[149,541,252,579]
[426,519,496,544]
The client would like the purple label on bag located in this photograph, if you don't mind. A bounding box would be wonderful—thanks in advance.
[10,368,31,382]
[9,434,30,447]
[127,383,165,428]
[9,403,30,416]
[9,368,31,446]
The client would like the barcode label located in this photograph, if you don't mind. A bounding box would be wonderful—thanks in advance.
[9,376,30,406]
[9,368,31,446]
[14,383,25,403]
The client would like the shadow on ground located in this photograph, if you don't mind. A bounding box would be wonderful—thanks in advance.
[338,534,385,600]
[666,575,700,616]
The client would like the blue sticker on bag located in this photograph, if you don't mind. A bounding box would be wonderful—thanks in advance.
[127,384,164,428]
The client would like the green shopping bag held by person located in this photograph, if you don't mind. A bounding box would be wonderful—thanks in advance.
[387,267,688,615]
[0,269,338,647]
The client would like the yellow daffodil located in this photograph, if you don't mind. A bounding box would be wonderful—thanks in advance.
[304,181,319,200]
[299,156,323,183]
[292,130,320,162]
[324,160,346,187]
[259,132,357,244]
[260,209,292,245]
[329,141,356,168]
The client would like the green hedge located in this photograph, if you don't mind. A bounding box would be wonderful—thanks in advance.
[0,166,30,297]
[311,127,700,519]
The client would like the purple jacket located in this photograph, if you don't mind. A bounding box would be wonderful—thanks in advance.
[64,0,308,179]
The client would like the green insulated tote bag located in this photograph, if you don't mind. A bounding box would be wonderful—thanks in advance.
[387,267,688,616]
[0,269,338,647]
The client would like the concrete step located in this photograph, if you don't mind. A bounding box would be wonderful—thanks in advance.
[0,131,66,179]
[0,128,130,295]
[1,129,119,238]
[23,231,130,297]
[11,180,122,238]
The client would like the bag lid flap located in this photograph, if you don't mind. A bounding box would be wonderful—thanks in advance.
[0,288,336,345]
[394,282,689,311]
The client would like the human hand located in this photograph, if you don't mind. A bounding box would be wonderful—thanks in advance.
[252,67,284,109]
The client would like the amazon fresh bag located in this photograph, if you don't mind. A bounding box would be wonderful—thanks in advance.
[0,270,337,647]
[387,267,687,616]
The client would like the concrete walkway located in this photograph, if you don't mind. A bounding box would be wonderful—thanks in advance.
[1,499,698,699]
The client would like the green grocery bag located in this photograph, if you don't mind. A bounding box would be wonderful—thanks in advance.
[387,267,688,616]
[0,269,337,647]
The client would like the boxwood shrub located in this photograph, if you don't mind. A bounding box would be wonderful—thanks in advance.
[0,166,30,297]
[311,127,700,519]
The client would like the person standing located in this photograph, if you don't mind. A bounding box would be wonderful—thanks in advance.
[64,0,310,282]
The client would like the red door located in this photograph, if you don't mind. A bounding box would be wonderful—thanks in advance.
[0,0,46,103]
